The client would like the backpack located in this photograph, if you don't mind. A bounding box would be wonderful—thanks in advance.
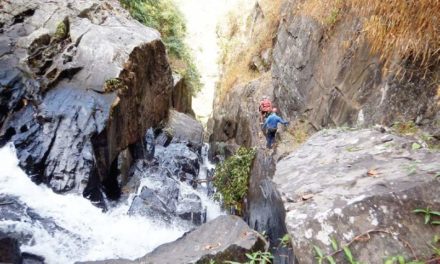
[260,99,272,112]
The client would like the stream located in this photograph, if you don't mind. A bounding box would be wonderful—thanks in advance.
[0,143,222,263]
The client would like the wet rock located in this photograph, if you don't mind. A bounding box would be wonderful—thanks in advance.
[22,252,45,264]
[0,232,21,264]
[273,129,440,263]
[125,159,204,225]
[0,0,173,204]
[154,143,200,186]
[129,187,173,221]
[176,193,204,225]
[0,195,67,263]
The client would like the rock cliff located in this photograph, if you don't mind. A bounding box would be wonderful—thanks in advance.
[272,2,440,131]
[0,0,174,204]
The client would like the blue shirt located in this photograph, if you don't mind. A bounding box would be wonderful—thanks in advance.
[263,113,288,129]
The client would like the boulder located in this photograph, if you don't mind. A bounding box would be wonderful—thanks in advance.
[273,129,440,263]
[0,232,21,264]
[166,110,203,147]
[77,216,267,264]
[140,215,267,264]
[126,159,204,225]
[172,74,195,117]
[176,193,204,225]
[154,143,200,186]
[0,0,173,204]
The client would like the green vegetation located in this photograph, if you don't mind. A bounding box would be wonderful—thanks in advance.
[225,251,273,264]
[119,0,201,94]
[279,233,292,248]
[104,78,127,93]
[413,207,440,225]
[53,20,68,40]
[213,147,256,214]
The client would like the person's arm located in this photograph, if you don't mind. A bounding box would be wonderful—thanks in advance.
[277,116,289,125]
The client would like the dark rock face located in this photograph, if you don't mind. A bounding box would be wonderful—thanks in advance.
[272,5,440,130]
[0,0,173,204]
[274,129,440,263]
[172,74,195,117]
[244,150,296,264]
[166,110,204,148]
[0,232,21,264]
[78,216,267,264]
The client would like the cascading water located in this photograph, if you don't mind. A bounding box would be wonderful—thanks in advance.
[0,142,222,263]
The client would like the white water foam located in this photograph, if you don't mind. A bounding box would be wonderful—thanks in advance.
[0,143,185,263]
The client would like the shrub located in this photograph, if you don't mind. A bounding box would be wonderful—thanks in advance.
[119,0,201,94]
[213,147,256,214]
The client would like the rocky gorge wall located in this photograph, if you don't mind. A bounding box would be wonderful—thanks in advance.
[0,0,177,204]
[210,0,440,263]
[272,1,440,132]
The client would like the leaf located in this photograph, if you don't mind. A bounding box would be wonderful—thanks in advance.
[425,213,431,224]
[429,211,440,217]
[398,255,406,264]
[330,237,339,251]
[384,258,395,264]
[343,246,354,263]
[326,256,337,264]
[413,208,427,213]
[313,245,324,258]
[411,142,421,150]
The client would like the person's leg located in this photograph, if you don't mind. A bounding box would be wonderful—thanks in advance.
[267,129,276,148]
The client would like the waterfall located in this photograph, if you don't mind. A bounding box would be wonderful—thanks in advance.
[0,143,222,263]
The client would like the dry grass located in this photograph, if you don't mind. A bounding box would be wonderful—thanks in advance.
[297,0,440,72]
[217,0,282,101]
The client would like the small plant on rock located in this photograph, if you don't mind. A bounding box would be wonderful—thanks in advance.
[213,147,256,215]
[393,121,418,136]
[104,78,127,93]
[53,20,68,40]
[413,207,440,225]
[225,250,273,264]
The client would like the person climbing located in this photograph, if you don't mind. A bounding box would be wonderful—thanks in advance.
[262,107,289,149]
[259,95,272,123]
